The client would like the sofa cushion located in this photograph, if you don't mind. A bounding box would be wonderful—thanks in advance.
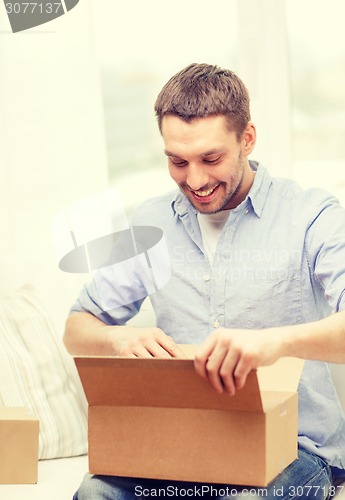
[0,284,87,459]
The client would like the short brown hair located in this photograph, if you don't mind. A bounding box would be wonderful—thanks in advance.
[154,63,251,139]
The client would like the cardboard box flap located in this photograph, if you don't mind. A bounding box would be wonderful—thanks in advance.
[75,357,263,412]
[257,357,304,392]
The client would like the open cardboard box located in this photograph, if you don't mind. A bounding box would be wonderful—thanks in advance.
[75,346,304,487]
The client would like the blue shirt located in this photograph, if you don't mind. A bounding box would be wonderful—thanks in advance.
[71,162,345,469]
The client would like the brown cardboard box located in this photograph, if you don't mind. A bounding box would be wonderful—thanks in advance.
[75,351,304,487]
[0,407,39,484]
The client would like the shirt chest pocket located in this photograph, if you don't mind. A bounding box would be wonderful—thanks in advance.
[224,265,302,328]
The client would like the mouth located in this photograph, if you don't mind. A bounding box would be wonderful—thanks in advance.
[190,184,220,202]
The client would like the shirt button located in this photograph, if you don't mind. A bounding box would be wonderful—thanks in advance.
[204,274,210,282]
[245,209,249,214]
[213,320,220,328]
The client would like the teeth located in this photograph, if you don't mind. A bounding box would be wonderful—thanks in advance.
[194,186,217,197]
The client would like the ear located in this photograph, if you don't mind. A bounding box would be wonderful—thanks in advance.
[241,122,256,156]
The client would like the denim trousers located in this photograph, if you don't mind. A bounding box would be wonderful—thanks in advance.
[73,447,336,500]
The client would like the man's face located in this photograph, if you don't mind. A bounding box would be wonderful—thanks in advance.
[161,115,255,213]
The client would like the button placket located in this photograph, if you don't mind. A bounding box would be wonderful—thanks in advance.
[209,210,245,332]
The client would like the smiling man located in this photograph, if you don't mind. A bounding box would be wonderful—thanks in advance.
[163,114,255,213]
[66,64,345,499]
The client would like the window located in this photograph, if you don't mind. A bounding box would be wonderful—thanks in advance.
[92,0,345,206]
[91,0,238,209]
[286,0,345,200]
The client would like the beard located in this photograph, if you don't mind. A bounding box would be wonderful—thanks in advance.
[179,152,246,214]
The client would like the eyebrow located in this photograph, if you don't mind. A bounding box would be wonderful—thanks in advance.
[164,150,180,157]
[201,149,225,158]
[164,148,225,158]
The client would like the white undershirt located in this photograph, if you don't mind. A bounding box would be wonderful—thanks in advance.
[197,210,231,264]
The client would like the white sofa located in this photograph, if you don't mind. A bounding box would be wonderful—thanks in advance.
[0,256,90,500]
[0,455,88,500]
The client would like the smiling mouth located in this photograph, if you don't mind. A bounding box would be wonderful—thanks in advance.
[190,185,220,199]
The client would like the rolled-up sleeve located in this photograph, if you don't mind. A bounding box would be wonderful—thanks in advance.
[69,276,146,326]
[305,195,345,312]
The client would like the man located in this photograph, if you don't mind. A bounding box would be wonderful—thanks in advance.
[66,64,345,499]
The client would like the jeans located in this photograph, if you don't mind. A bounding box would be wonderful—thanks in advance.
[73,447,334,499]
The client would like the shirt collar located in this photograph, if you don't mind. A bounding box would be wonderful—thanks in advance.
[171,161,272,218]
[246,161,272,217]
[171,191,196,218]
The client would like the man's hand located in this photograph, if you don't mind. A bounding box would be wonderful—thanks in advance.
[64,312,187,358]
[109,326,187,359]
[194,328,285,395]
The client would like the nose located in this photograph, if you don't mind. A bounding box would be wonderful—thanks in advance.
[186,164,209,191]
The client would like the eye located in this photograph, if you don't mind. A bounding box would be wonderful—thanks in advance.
[169,157,188,167]
[203,156,221,165]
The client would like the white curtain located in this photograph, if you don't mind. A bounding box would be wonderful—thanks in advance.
[236,0,292,177]
[0,1,108,330]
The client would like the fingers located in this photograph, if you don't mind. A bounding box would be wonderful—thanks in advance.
[220,350,252,394]
[163,341,188,359]
[233,356,252,390]
[145,330,187,359]
[117,328,184,359]
[194,331,253,396]
[206,348,229,394]
[195,346,240,395]
[194,338,232,394]
[194,338,216,381]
